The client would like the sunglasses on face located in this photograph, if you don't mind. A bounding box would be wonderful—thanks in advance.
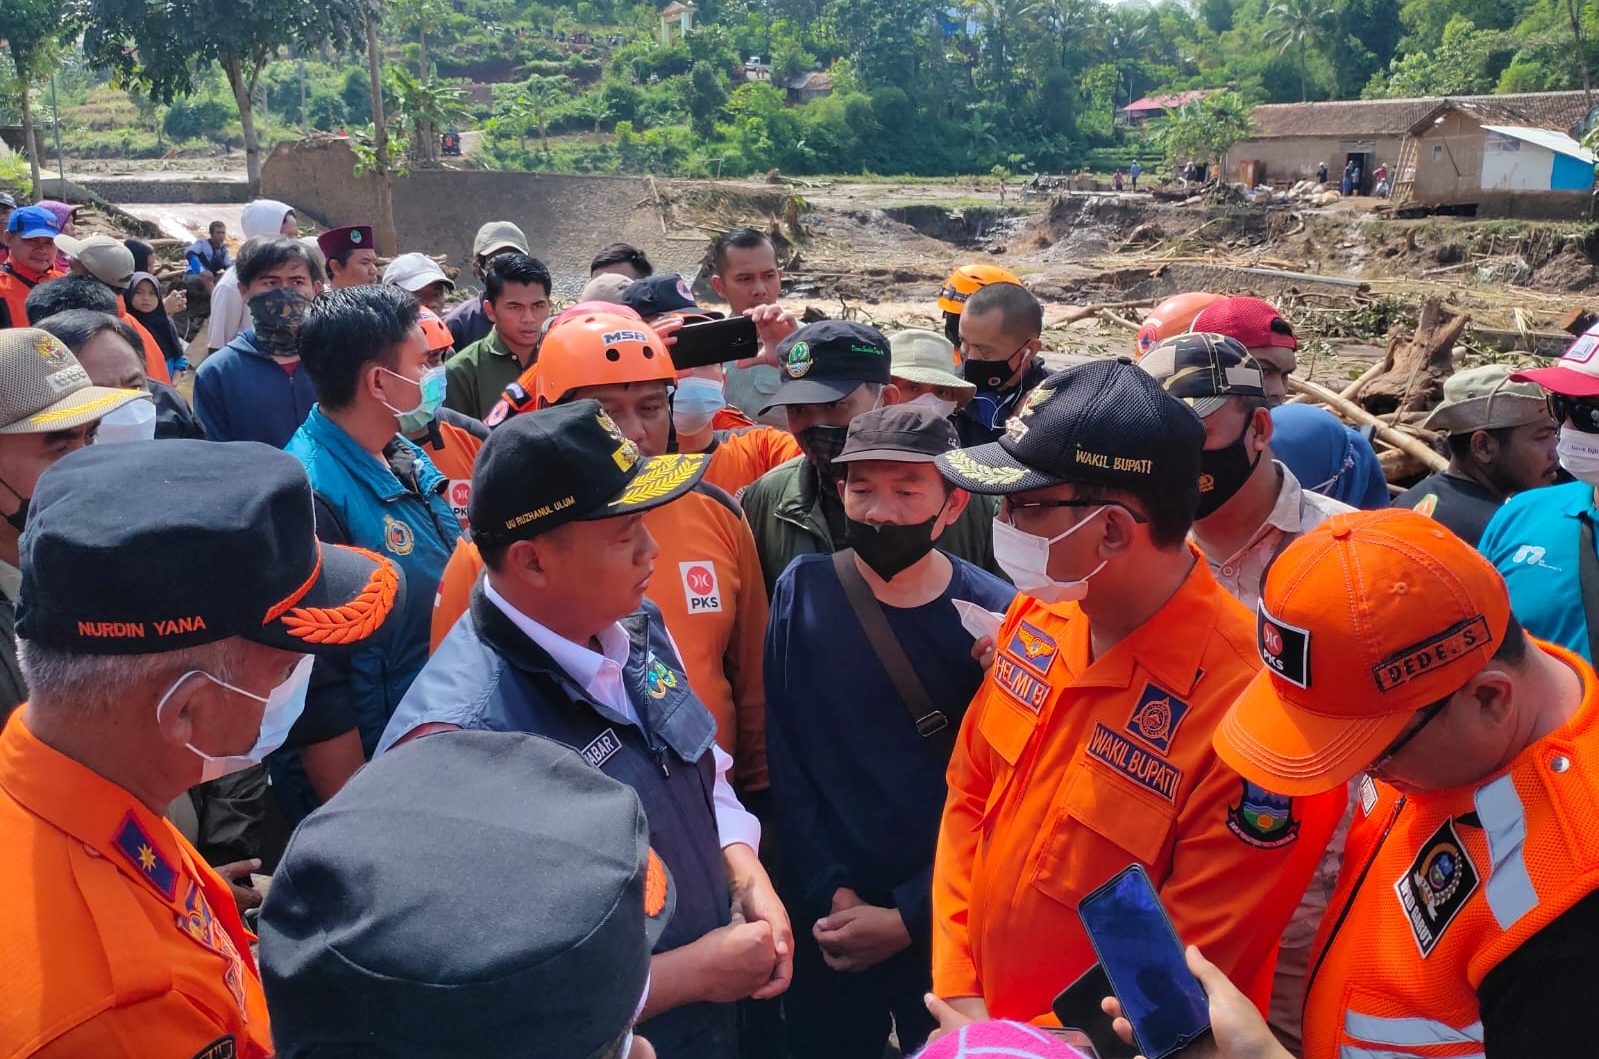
[1548,394,1599,434]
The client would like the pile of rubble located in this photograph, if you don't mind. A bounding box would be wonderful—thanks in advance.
[1234,180,1343,207]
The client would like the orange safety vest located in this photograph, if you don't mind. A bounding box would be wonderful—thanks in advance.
[1301,641,1599,1059]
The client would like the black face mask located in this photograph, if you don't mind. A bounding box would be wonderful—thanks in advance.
[248,288,311,359]
[0,474,28,534]
[961,343,1027,393]
[798,423,850,485]
[845,514,940,581]
[1195,414,1264,519]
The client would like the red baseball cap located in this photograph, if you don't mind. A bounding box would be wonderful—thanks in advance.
[1512,320,1599,397]
[1191,296,1298,352]
[1215,509,1511,796]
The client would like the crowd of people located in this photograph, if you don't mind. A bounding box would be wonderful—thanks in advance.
[2,186,1598,1059]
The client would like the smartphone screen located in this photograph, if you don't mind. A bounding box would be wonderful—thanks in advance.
[1076,865,1210,1059]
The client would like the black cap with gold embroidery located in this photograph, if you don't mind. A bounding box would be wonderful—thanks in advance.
[17,440,399,655]
[469,398,708,546]
[935,358,1204,496]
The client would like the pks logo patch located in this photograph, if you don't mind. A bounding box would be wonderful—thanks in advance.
[581,728,622,768]
[1125,683,1191,754]
[1085,723,1183,802]
[447,479,472,523]
[1395,819,1479,957]
[645,658,678,700]
[1257,603,1311,688]
[1226,780,1299,849]
[383,515,415,556]
[785,341,813,378]
[680,560,722,613]
[993,653,1050,712]
[1373,615,1493,692]
[1004,621,1058,676]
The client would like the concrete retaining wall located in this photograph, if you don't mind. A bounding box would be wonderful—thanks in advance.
[260,139,708,297]
[73,177,253,205]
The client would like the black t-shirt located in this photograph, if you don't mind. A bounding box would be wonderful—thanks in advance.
[1392,471,1504,547]
[1479,887,1599,1055]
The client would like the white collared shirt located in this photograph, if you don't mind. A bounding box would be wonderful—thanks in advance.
[1206,461,1354,612]
[484,581,760,851]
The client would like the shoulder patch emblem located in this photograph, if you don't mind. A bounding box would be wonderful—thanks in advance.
[1395,818,1480,957]
[645,658,678,700]
[383,514,416,556]
[1003,620,1057,676]
[1125,683,1191,755]
[1226,780,1300,849]
[113,812,177,899]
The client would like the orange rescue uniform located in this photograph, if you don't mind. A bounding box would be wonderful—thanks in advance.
[700,425,801,497]
[432,485,771,789]
[1301,642,1599,1059]
[0,263,63,331]
[417,418,485,528]
[0,711,272,1057]
[932,552,1346,1022]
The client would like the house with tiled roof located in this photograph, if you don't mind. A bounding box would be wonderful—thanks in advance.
[1115,89,1221,127]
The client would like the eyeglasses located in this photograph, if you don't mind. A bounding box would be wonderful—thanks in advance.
[1548,393,1599,434]
[1000,497,1150,523]
[1370,695,1450,771]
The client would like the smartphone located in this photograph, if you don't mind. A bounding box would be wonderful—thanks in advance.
[668,315,760,370]
[1075,865,1210,1059]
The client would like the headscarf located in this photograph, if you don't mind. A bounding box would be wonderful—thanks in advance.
[125,239,156,275]
[241,199,293,239]
[36,199,79,273]
[1270,402,1390,510]
[124,272,186,369]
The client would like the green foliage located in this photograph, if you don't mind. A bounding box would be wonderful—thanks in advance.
[162,98,233,140]
[1365,16,1508,96]
[686,61,729,137]
[1146,90,1256,171]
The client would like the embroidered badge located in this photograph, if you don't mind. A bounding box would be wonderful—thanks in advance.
[1125,683,1191,755]
[383,515,415,556]
[1257,602,1312,688]
[1359,774,1379,817]
[447,479,472,523]
[680,561,722,613]
[192,1037,236,1059]
[1085,723,1183,802]
[597,411,641,471]
[942,448,1027,487]
[581,728,622,768]
[1395,818,1480,957]
[1413,493,1439,518]
[993,653,1050,712]
[484,399,511,427]
[1226,780,1300,849]
[1004,620,1058,676]
[785,341,813,378]
[645,658,678,699]
[175,881,248,1013]
[609,454,705,508]
[113,812,177,899]
[1372,615,1493,693]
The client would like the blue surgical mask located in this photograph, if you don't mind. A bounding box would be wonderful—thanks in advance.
[672,377,725,435]
[383,365,447,434]
[157,655,314,782]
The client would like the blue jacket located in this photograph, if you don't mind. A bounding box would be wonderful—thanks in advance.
[192,331,316,447]
[378,588,737,1059]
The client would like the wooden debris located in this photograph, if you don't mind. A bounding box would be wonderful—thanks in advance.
[1356,298,1468,417]
[1559,306,1595,337]
[1288,375,1448,473]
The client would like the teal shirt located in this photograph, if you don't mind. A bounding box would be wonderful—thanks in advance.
[1479,480,1597,662]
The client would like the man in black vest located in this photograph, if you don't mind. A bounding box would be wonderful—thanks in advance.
[377,400,791,1059]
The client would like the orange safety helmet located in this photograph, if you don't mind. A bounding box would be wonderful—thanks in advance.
[417,307,454,354]
[534,311,676,407]
[937,263,1022,315]
[1134,291,1226,359]
[546,300,644,334]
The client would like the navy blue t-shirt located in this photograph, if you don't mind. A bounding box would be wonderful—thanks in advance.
[763,551,1016,943]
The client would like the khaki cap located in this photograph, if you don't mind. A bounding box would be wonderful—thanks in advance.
[888,329,975,395]
[472,221,529,258]
[55,234,135,289]
[1422,365,1551,434]
[0,329,144,434]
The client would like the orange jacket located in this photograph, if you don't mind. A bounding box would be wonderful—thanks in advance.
[932,552,1347,1022]
[433,486,771,789]
[418,418,485,528]
[120,311,173,385]
[0,710,272,1057]
[701,425,801,498]
[1301,642,1599,1059]
[0,263,63,330]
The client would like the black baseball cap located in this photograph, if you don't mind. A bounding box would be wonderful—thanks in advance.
[834,403,958,464]
[259,730,674,1058]
[761,320,893,414]
[16,440,399,655]
[469,399,708,545]
[619,273,700,319]
[1137,332,1266,418]
[936,358,1205,495]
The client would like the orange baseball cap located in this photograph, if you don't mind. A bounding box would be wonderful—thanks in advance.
[1215,509,1511,796]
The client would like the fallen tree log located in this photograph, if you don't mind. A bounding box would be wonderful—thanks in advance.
[1357,298,1468,416]
[1287,374,1448,473]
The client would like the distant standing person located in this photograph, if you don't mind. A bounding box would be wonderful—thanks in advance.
[1129,159,1141,190]
[186,220,232,297]
[1317,160,1329,185]
[1373,162,1390,198]
[1112,169,1125,192]
[444,221,530,349]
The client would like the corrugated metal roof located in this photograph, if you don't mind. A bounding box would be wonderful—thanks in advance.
[1482,124,1596,163]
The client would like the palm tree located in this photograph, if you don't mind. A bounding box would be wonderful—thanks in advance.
[1103,6,1149,115]
[388,66,468,165]
[1265,0,1334,102]
[1026,0,1097,70]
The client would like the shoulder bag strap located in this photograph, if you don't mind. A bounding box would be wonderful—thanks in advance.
[1578,518,1599,665]
[832,549,953,747]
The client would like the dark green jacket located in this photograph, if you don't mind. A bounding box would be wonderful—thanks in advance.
[443,328,526,421]
[741,455,1005,595]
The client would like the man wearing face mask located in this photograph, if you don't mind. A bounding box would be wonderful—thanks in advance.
[889,328,976,421]
[926,360,1345,1030]
[193,235,322,446]
[953,282,1049,448]
[271,286,461,824]
[1141,332,1354,612]
[35,309,204,441]
[0,439,399,1058]
[741,320,1000,594]
[0,328,147,723]
[670,364,801,496]
[764,405,1014,1059]
[1481,321,1599,665]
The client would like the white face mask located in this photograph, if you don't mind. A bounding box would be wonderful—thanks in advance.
[97,394,157,444]
[991,507,1108,604]
[157,655,314,782]
[672,376,726,435]
[908,392,958,419]
[1558,425,1599,485]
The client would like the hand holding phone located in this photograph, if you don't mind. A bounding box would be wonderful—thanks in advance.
[667,315,761,370]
